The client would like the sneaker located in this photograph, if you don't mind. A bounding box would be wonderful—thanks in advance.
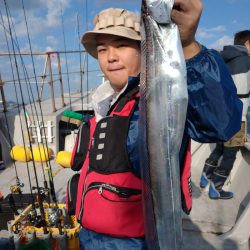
[200,172,210,188]
[209,181,233,200]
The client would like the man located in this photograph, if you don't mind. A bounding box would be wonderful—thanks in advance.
[200,30,250,200]
[68,1,242,249]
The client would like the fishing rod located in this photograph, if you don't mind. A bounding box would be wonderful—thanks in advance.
[77,13,84,111]
[1,3,50,205]
[21,0,58,206]
[60,3,72,109]
[0,74,18,181]
[0,72,25,210]
[76,13,89,113]
[1,15,50,204]
[3,0,48,233]
[85,0,90,105]
[0,10,34,211]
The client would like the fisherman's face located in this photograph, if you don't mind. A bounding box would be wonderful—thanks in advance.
[245,40,250,54]
[96,34,141,93]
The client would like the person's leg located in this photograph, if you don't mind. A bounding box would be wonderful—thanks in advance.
[0,238,15,250]
[79,227,147,250]
[209,146,238,199]
[200,143,223,188]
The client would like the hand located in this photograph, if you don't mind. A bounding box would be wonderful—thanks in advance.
[171,0,203,58]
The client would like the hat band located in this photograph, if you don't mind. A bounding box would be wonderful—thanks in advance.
[95,16,140,33]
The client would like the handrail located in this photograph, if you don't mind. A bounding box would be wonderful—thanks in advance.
[0,50,85,56]
[0,50,87,112]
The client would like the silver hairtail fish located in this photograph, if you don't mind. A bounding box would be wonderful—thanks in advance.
[139,0,188,249]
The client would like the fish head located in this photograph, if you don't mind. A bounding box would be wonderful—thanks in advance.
[143,0,174,24]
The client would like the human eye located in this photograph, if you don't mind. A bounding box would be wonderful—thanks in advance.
[117,43,127,48]
[97,46,106,53]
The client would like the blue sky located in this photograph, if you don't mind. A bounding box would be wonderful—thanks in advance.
[0,0,249,102]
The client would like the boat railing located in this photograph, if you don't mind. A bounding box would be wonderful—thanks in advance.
[0,50,91,113]
[0,75,7,112]
[244,134,250,151]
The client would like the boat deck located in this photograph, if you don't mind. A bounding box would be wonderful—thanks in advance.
[182,142,250,249]
[0,93,250,249]
[0,159,75,204]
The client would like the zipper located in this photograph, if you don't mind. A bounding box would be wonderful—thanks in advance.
[67,177,73,202]
[78,180,141,220]
[90,182,141,198]
[76,123,83,153]
[97,183,121,196]
[78,168,91,221]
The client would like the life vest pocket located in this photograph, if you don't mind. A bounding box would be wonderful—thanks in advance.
[81,181,144,237]
[87,182,141,201]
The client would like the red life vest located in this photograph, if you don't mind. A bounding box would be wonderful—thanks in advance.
[68,86,192,238]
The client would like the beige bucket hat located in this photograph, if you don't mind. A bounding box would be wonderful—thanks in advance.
[81,8,141,59]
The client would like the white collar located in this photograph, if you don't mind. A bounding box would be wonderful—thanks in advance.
[91,80,128,122]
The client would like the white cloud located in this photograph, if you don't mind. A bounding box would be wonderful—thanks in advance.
[45,46,55,52]
[197,25,226,39]
[46,0,70,27]
[1,0,71,37]
[209,35,233,50]
[46,36,58,46]
[19,42,43,53]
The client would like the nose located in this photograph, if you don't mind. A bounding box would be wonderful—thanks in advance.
[107,47,118,62]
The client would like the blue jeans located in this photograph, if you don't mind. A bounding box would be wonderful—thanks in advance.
[0,238,15,250]
[209,143,238,174]
[79,227,147,250]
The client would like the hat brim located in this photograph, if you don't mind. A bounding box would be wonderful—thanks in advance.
[81,26,141,59]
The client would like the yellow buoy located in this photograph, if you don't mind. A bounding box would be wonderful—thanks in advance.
[56,151,72,168]
[10,145,31,162]
[30,145,52,162]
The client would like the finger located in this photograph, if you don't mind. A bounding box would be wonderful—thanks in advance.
[173,0,188,12]
[171,9,185,25]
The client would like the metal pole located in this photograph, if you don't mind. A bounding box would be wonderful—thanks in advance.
[38,55,48,102]
[47,54,56,112]
[0,74,7,112]
[56,53,65,108]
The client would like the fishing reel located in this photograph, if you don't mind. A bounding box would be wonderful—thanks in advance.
[48,208,63,226]
[26,206,46,228]
[32,186,50,201]
[27,209,37,224]
[10,178,24,194]
[10,185,22,194]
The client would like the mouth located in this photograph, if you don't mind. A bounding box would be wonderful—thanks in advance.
[108,66,124,72]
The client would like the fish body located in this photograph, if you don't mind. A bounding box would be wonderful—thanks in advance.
[139,0,188,249]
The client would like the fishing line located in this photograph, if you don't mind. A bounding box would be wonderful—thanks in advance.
[77,13,85,111]
[85,0,89,104]
[60,2,72,109]
[21,0,57,206]
[3,0,47,232]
